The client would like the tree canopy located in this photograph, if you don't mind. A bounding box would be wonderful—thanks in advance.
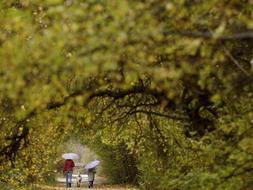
[0,0,253,189]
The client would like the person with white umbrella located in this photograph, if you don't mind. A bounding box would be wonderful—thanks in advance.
[85,160,100,188]
[62,153,79,188]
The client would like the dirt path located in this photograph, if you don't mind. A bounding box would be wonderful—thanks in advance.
[35,184,137,190]
[34,176,138,190]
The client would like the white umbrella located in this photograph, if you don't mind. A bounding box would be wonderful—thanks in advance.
[62,153,80,160]
[85,160,100,170]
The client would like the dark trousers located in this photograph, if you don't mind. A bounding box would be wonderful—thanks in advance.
[88,180,94,188]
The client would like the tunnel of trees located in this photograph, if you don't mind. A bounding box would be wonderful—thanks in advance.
[0,0,253,189]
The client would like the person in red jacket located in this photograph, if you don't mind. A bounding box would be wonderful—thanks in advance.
[63,159,75,188]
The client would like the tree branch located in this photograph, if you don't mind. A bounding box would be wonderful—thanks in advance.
[130,110,189,121]
[222,46,252,78]
[165,30,253,41]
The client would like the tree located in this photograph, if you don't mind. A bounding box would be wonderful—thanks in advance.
[0,0,252,189]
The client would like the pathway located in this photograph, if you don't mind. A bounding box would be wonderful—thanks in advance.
[34,175,137,190]
[35,184,137,190]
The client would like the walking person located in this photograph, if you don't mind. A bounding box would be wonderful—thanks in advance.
[85,160,100,188]
[87,168,96,188]
[63,159,75,188]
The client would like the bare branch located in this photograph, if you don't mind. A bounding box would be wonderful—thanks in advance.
[131,110,189,121]
[222,46,252,78]
[165,30,253,41]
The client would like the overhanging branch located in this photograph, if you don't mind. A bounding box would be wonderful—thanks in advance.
[164,30,253,41]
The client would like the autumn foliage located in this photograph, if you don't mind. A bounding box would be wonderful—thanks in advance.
[0,0,253,189]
